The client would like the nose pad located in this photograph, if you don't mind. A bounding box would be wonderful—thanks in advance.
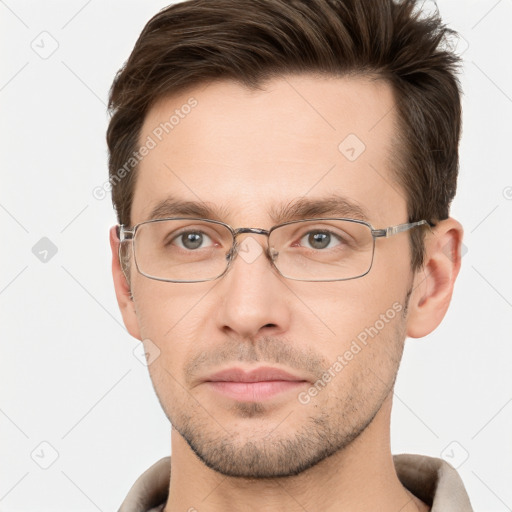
[225,243,236,262]
[268,246,279,261]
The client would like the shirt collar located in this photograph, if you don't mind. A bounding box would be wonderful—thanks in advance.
[118,453,473,512]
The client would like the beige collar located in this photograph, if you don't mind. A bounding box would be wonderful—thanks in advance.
[118,453,474,512]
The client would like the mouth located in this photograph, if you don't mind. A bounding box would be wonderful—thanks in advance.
[202,366,309,402]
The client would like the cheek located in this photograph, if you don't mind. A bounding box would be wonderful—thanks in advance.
[296,271,409,400]
[131,281,209,392]
[297,267,408,341]
[134,289,203,416]
[132,277,211,338]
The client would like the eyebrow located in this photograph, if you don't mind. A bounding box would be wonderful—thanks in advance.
[145,194,370,225]
[269,195,369,224]
[146,197,231,223]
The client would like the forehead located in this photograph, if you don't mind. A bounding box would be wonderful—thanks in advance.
[131,74,405,227]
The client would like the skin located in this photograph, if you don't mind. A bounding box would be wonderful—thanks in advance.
[110,74,463,512]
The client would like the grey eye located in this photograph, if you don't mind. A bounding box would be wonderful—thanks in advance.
[300,231,342,250]
[174,231,213,250]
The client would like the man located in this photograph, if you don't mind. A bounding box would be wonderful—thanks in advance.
[107,0,473,510]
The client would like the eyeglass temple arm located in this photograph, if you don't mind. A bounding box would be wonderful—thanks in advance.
[117,225,135,242]
[372,220,432,238]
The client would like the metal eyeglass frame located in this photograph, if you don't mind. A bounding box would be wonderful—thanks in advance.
[117,217,432,283]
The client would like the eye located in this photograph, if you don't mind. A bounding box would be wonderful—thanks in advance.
[172,230,214,250]
[298,230,345,250]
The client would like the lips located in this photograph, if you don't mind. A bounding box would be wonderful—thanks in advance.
[205,367,306,383]
[203,366,309,402]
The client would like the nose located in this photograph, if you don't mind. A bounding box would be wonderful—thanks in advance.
[214,233,291,340]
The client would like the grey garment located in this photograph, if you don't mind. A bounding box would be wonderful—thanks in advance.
[118,453,474,512]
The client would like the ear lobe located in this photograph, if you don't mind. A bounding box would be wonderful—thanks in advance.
[406,218,464,339]
[109,226,142,340]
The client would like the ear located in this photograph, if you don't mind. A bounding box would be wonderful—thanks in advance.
[406,217,464,338]
[109,226,142,340]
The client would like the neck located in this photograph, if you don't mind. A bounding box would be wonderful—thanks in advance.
[164,397,429,512]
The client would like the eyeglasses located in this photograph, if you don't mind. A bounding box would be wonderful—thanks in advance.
[117,217,430,283]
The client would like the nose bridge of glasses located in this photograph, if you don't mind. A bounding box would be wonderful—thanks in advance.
[232,227,270,248]
[229,227,278,262]
[233,227,269,237]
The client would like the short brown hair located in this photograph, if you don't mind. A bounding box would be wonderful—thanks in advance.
[106,0,462,270]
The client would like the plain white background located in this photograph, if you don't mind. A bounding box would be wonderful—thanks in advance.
[1,1,511,510]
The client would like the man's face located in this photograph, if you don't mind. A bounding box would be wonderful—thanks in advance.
[125,74,416,477]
